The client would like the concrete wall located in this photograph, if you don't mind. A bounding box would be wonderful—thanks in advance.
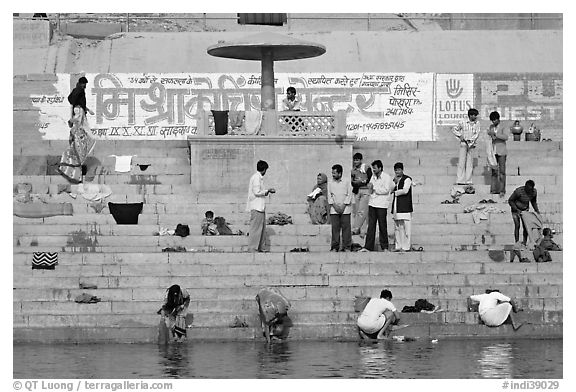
[57,30,561,74]
[189,136,354,199]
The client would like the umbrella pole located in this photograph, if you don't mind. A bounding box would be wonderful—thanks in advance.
[261,48,275,110]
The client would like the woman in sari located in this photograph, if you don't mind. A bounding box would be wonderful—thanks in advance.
[58,105,96,183]
[158,284,191,342]
[307,173,329,224]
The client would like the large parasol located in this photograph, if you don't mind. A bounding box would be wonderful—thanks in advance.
[207,32,326,110]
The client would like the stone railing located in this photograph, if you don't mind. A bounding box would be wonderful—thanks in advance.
[195,109,346,137]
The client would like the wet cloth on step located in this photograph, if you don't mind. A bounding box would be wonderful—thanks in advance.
[520,211,543,246]
[211,110,229,135]
[14,201,73,218]
[32,252,58,269]
[268,212,293,226]
[244,110,263,135]
[74,293,101,304]
[162,246,186,252]
[108,202,143,224]
[109,155,135,172]
[402,299,437,313]
[70,183,112,201]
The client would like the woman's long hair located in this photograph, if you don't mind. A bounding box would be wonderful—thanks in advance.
[165,284,183,311]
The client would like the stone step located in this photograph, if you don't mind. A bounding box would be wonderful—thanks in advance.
[21,190,561,208]
[10,251,565,266]
[12,260,563,280]
[12,232,564,249]
[13,271,562,290]
[12,222,565,237]
[12,208,563,225]
[14,308,562,330]
[13,284,562,304]
[12,320,563,343]
[13,173,191,185]
[13,296,563,317]
[12,180,562,198]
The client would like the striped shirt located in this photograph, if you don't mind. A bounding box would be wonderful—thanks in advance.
[452,119,480,145]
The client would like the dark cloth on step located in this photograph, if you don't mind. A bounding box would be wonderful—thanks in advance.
[108,202,143,224]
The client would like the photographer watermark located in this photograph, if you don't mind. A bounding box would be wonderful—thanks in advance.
[14,380,173,391]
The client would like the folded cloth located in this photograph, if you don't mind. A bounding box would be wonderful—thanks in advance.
[228,111,245,128]
[32,252,58,269]
[109,155,135,172]
[307,187,322,199]
[211,110,229,135]
[14,202,73,218]
[74,293,101,304]
[245,110,263,135]
[108,202,143,224]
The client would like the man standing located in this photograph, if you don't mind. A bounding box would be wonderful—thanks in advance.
[364,160,394,252]
[508,180,540,247]
[452,108,480,185]
[327,164,353,252]
[357,289,401,340]
[487,111,509,197]
[391,162,413,252]
[246,160,276,252]
[351,152,372,235]
[468,289,523,330]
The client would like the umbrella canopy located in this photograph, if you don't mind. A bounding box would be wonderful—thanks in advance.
[207,32,326,61]
[207,32,326,110]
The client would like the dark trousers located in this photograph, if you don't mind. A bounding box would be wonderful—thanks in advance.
[365,206,389,251]
[330,213,352,251]
[491,154,507,194]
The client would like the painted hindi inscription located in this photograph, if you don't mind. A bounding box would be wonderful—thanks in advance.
[31,72,435,141]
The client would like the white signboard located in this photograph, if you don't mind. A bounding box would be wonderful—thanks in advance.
[31,72,436,141]
[435,74,474,126]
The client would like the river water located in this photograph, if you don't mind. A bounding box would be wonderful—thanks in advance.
[13,339,562,379]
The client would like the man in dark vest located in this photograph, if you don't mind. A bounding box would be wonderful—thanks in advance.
[391,162,413,252]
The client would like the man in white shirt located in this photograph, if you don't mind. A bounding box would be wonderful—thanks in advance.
[281,87,301,111]
[468,289,523,330]
[327,164,353,251]
[357,289,400,339]
[452,108,480,185]
[246,160,275,252]
[364,160,394,251]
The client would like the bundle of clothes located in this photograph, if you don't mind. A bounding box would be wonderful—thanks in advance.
[267,212,293,226]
